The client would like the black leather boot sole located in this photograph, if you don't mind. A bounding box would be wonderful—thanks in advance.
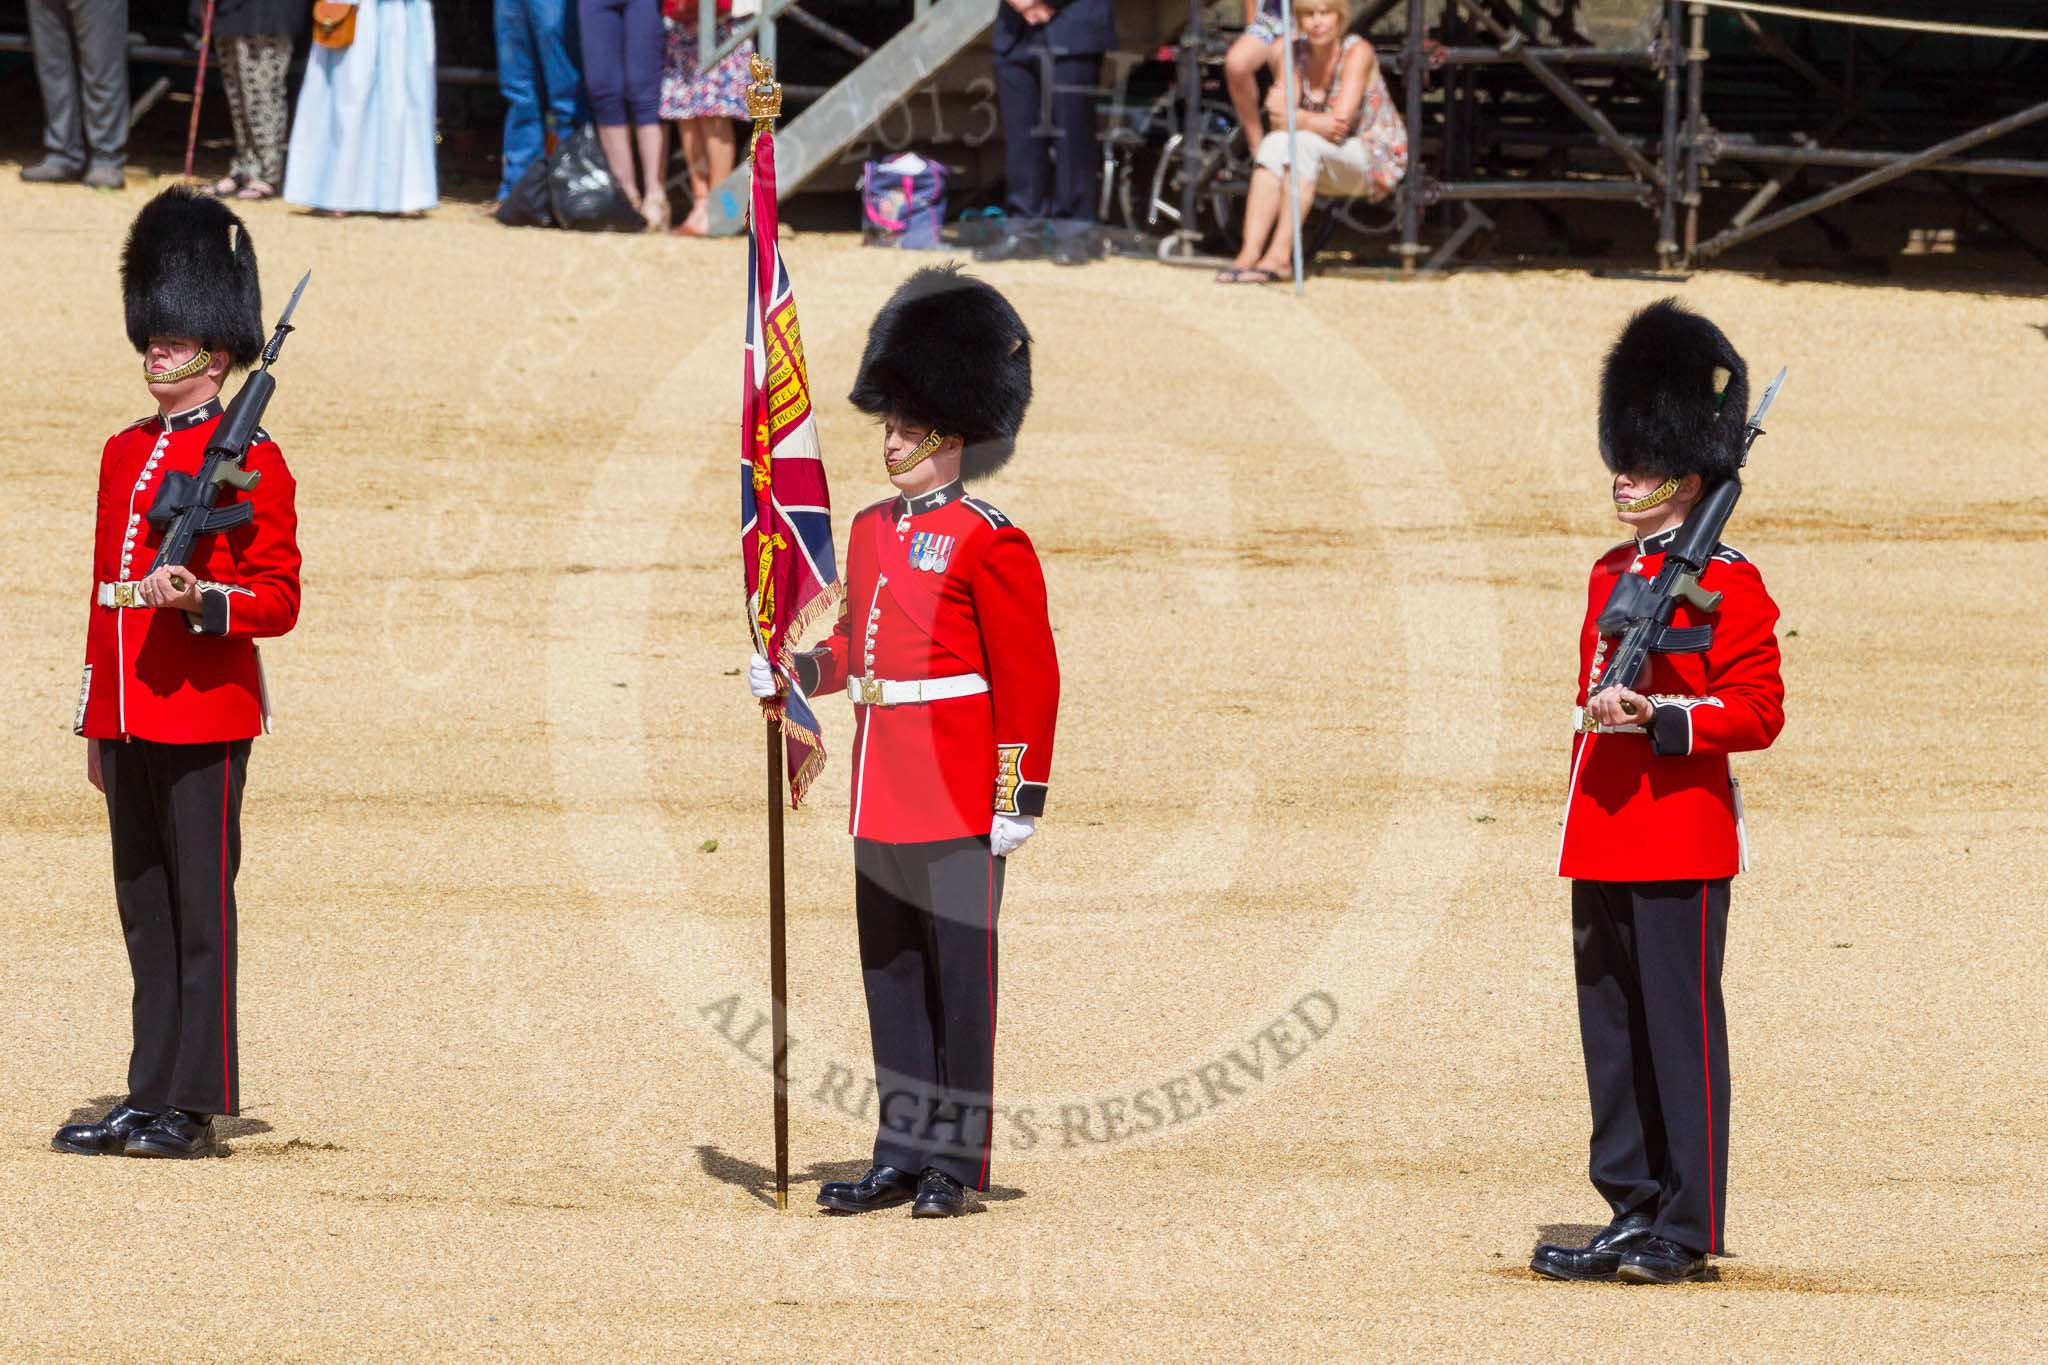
[124,1116,222,1159]
[52,1104,162,1156]
[51,1132,123,1156]
[1617,1240,1710,1284]
[817,1186,914,1214]
[1528,1247,1622,1281]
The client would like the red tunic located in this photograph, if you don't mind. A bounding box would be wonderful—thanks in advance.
[1558,526,1784,882]
[77,399,302,744]
[796,481,1059,844]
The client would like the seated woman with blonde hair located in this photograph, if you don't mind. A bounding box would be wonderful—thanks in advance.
[1219,0,1407,283]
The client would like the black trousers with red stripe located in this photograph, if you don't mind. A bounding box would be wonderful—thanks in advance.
[99,737,249,1118]
[1571,877,1731,1255]
[854,836,1005,1189]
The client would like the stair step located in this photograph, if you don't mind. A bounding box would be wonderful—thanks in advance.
[706,0,994,236]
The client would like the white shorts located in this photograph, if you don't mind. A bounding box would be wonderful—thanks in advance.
[1255,127,1384,200]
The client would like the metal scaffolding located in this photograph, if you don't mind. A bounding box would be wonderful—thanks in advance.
[1371,0,2048,271]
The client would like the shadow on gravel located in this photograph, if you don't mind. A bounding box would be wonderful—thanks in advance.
[695,1144,1026,1212]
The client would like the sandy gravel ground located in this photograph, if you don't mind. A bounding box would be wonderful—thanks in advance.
[1,171,2043,1359]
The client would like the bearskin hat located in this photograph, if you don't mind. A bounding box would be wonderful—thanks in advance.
[122,185,264,369]
[1598,297,1749,483]
[848,264,1032,481]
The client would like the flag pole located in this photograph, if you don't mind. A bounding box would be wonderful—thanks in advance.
[765,706,788,1210]
[1281,0,1305,295]
[747,56,791,1214]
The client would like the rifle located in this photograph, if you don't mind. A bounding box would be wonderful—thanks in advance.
[1581,366,1787,729]
[146,270,310,582]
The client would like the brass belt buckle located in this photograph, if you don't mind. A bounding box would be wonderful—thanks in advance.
[859,677,884,707]
[112,582,139,608]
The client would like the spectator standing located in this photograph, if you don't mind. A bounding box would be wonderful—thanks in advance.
[197,0,306,201]
[978,0,1114,266]
[580,0,669,230]
[284,0,440,216]
[20,0,129,187]
[494,0,587,207]
[660,0,753,237]
[1219,0,1405,283]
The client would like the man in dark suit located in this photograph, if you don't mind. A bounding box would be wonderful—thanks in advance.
[978,0,1114,265]
[21,0,130,188]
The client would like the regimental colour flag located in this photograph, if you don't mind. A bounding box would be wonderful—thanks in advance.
[742,126,839,807]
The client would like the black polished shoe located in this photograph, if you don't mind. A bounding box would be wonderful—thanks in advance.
[123,1109,220,1159]
[1530,1212,1653,1281]
[973,229,1043,263]
[1047,230,1098,267]
[1617,1235,1709,1284]
[910,1167,966,1218]
[816,1165,918,1214]
[52,1100,161,1156]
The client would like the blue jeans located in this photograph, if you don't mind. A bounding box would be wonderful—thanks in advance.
[496,0,587,198]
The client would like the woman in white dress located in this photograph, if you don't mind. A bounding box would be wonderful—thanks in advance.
[284,0,439,215]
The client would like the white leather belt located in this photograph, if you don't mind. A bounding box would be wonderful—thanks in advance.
[97,580,149,608]
[849,673,989,707]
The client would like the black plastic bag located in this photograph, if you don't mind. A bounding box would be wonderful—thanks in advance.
[548,125,647,233]
[495,155,557,228]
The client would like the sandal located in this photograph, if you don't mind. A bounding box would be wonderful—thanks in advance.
[234,179,277,201]
[640,192,671,233]
[200,175,242,198]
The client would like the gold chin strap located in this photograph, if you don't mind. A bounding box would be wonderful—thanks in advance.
[886,427,948,476]
[145,349,212,385]
[1619,477,1680,514]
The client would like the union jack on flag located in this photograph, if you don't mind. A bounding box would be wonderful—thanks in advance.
[741,127,839,807]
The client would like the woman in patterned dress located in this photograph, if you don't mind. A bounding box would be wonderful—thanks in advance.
[661,0,756,237]
[194,0,305,201]
[1219,0,1408,283]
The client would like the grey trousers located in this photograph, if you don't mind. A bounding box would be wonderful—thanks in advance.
[27,0,130,171]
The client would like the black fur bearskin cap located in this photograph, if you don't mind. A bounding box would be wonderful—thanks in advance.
[848,264,1032,480]
[1598,297,1749,483]
[122,185,264,368]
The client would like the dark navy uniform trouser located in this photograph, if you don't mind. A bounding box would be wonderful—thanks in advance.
[100,737,249,1118]
[993,48,1106,229]
[854,836,1005,1190]
[1571,877,1731,1256]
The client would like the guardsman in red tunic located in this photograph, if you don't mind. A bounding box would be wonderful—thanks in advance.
[1531,300,1784,1284]
[52,188,302,1161]
[748,266,1058,1217]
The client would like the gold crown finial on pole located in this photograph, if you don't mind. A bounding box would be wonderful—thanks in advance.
[747,54,783,128]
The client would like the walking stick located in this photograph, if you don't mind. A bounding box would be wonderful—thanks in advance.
[184,0,218,180]
[1281,0,1306,295]
[765,706,789,1211]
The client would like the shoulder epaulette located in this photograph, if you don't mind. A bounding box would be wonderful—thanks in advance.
[962,496,1013,530]
[121,414,156,432]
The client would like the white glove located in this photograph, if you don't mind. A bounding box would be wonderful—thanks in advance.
[746,652,779,699]
[990,814,1036,858]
